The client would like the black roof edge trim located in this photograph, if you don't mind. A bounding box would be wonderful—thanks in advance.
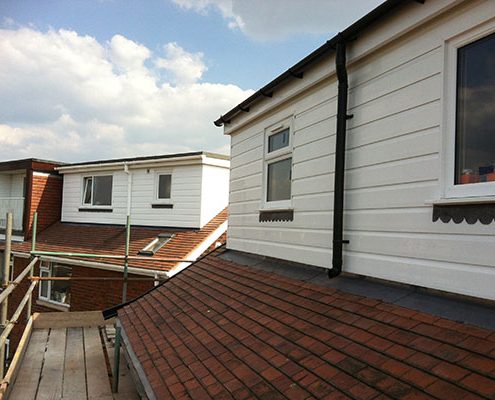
[213,0,423,128]
[61,151,229,168]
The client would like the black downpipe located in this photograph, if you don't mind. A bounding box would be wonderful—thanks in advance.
[329,37,350,279]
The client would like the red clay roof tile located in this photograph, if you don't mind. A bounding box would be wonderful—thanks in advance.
[118,248,495,399]
[10,208,227,272]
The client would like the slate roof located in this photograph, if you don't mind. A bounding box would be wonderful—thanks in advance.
[10,208,227,272]
[118,247,495,400]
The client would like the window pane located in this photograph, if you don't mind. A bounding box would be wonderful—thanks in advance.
[267,158,292,202]
[456,32,495,185]
[93,176,113,205]
[158,174,171,199]
[50,264,71,305]
[40,270,49,298]
[268,128,290,153]
[83,177,92,204]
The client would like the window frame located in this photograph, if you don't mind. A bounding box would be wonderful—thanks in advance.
[81,174,113,207]
[38,262,71,308]
[154,169,173,203]
[262,117,294,210]
[442,22,495,200]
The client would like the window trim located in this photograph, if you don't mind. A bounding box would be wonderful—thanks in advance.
[442,21,495,200]
[261,117,294,210]
[81,174,113,208]
[38,262,71,308]
[153,169,173,204]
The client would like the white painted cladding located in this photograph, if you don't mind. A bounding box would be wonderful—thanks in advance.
[61,163,229,228]
[225,0,495,300]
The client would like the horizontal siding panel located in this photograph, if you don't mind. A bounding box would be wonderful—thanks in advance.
[345,231,495,268]
[228,211,333,230]
[230,173,261,193]
[349,47,441,109]
[293,155,333,181]
[344,251,495,301]
[293,136,335,165]
[346,127,439,170]
[231,132,263,158]
[346,154,439,190]
[345,181,439,210]
[345,208,495,236]
[230,161,262,181]
[349,73,441,128]
[232,226,331,249]
[227,237,331,268]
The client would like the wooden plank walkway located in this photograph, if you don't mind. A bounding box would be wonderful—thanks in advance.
[8,327,122,400]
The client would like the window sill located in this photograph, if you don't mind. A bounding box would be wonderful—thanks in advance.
[426,196,495,206]
[78,207,113,213]
[259,208,294,222]
[429,197,495,225]
[36,299,70,312]
[151,203,173,209]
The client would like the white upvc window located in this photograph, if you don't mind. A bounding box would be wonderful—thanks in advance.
[39,262,71,307]
[155,170,172,202]
[82,175,113,206]
[442,22,495,199]
[262,118,293,209]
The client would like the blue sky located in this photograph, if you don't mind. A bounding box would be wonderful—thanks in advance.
[0,0,382,162]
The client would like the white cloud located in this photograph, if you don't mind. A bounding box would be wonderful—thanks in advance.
[0,27,252,162]
[172,0,384,40]
[155,42,207,85]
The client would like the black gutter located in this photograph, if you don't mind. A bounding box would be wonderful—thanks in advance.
[329,37,350,279]
[214,0,419,128]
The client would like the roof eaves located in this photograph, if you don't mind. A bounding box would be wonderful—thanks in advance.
[214,0,417,128]
[56,151,228,172]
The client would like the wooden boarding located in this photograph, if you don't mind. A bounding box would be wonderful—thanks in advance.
[62,328,87,400]
[6,321,136,399]
[8,329,49,400]
[84,327,113,400]
[33,311,114,329]
[36,329,66,400]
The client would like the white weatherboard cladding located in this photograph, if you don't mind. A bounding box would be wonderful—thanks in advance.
[227,0,495,300]
[61,163,229,228]
[200,165,229,227]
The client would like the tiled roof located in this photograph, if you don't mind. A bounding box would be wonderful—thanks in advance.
[11,208,227,272]
[119,247,495,399]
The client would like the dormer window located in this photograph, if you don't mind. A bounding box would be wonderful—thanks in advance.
[138,233,174,256]
[82,175,113,206]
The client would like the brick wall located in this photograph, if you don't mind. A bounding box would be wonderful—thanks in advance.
[25,173,63,239]
[7,256,154,365]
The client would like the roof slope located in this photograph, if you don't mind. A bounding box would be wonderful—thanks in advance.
[11,208,227,272]
[118,248,495,399]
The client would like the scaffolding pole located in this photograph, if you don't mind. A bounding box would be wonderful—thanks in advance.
[26,213,37,321]
[112,215,130,393]
[0,213,12,378]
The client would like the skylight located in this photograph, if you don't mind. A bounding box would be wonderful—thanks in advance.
[138,233,174,256]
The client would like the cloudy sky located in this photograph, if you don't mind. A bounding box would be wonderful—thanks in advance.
[0,0,382,163]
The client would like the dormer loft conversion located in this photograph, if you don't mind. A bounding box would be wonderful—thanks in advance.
[56,151,230,229]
